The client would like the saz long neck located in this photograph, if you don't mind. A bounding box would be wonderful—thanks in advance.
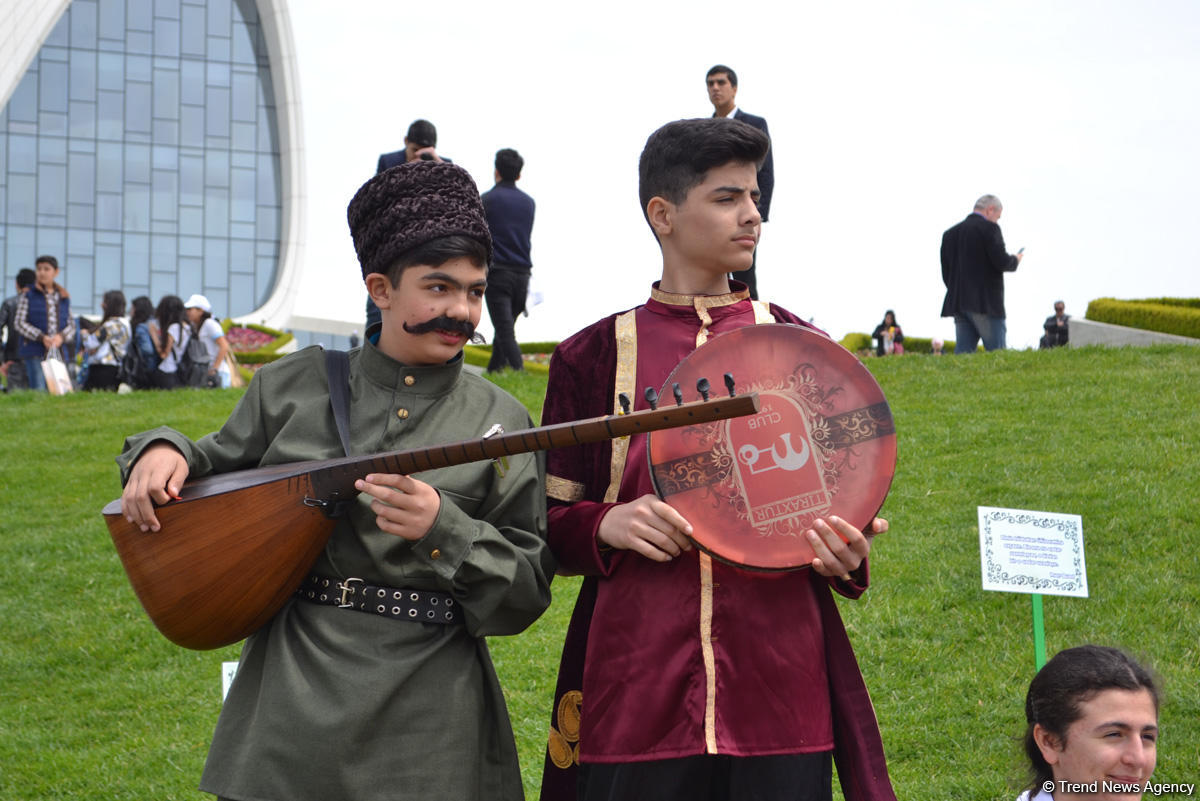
[305,393,760,502]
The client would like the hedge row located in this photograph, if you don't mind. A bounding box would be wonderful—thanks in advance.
[838,333,955,355]
[1085,298,1200,339]
[463,344,551,375]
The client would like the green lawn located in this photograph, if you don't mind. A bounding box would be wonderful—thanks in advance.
[1,345,1196,799]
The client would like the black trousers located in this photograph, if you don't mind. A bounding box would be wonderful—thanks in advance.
[151,368,182,389]
[83,363,120,391]
[579,751,832,801]
[485,265,530,372]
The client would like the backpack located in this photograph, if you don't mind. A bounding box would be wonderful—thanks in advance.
[178,333,213,387]
[117,340,153,389]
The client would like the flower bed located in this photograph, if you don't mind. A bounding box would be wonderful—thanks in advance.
[225,326,278,353]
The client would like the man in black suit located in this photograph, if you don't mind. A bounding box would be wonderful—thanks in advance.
[707,64,773,299]
[940,194,1024,353]
[368,120,453,331]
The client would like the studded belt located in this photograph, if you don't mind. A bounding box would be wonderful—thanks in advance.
[295,574,463,625]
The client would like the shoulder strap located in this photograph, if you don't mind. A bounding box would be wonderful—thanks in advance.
[324,348,352,457]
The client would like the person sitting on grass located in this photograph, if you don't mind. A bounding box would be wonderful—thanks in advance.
[150,294,190,390]
[82,290,131,391]
[1019,644,1160,801]
[871,309,904,356]
[183,294,232,388]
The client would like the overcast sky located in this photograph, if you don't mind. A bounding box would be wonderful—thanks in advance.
[287,0,1200,349]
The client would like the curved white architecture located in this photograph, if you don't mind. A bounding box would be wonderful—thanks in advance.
[0,0,305,332]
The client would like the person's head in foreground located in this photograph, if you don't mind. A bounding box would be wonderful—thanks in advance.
[638,117,768,294]
[1023,645,1159,801]
[347,160,493,366]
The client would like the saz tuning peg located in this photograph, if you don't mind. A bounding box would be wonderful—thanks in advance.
[644,387,659,411]
[723,373,736,398]
[618,393,631,415]
[672,383,683,406]
[696,378,711,401]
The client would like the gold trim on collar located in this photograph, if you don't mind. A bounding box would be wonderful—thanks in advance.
[546,474,585,502]
[603,310,638,503]
[750,299,774,325]
[650,285,749,308]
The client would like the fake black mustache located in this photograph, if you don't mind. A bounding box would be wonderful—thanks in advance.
[402,315,483,343]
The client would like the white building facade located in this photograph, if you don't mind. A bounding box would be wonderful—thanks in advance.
[0,0,306,333]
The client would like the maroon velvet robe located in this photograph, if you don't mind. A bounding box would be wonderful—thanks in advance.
[539,284,895,801]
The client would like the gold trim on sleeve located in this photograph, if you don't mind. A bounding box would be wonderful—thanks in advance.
[546,474,585,502]
[603,310,638,503]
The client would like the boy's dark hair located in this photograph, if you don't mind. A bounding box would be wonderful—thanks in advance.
[383,235,489,287]
[35,254,58,270]
[17,268,36,288]
[1022,645,1159,794]
[637,118,768,228]
[495,148,524,182]
[706,64,737,87]
[406,119,438,148]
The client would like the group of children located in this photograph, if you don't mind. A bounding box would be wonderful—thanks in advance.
[1,272,233,392]
[117,118,1161,801]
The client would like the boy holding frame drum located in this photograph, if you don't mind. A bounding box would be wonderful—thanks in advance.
[539,118,894,801]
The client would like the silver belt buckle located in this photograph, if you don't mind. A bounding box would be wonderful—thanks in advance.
[336,577,363,607]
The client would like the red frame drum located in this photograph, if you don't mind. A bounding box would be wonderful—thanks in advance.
[648,324,897,571]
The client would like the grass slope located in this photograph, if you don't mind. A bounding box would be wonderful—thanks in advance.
[0,346,1196,799]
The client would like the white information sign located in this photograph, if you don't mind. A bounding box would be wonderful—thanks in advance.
[979,506,1088,598]
[222,661,239,701]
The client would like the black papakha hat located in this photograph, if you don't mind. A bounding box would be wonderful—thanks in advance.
[347,161,493,278]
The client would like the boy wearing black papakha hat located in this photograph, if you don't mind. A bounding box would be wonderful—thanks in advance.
[117,161,554,801]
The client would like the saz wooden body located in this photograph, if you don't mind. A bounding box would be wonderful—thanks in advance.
[103,393,759,650]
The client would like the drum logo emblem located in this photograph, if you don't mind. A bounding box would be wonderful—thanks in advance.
[727,391,832,532]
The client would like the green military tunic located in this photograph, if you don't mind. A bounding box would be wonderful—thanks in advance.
[118,342,553,801]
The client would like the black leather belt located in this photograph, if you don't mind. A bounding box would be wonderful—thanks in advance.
[295,574,463,625]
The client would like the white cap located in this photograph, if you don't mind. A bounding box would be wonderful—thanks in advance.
[183,294,212,313]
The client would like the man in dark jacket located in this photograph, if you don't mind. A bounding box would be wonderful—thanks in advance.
[707,64,773,299]
[1040,300,1069,348]
[940,194,1024,353]
[368,120,455,332]
[375,118,449,173]
[481,148,536,373]
[0,268,36,390]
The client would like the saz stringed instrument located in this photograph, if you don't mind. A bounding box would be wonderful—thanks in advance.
[103,381,758,650]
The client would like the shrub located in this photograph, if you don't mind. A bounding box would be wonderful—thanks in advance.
[840,333,955,355]
[840,332,872,353]
[463,344,550,375]
[1085,298,1200,339]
